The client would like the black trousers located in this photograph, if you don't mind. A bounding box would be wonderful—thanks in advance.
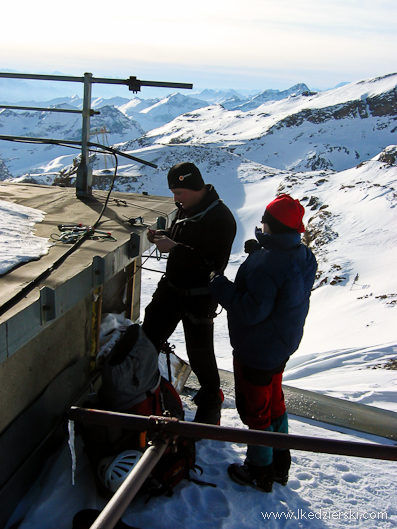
[142,279,220,394]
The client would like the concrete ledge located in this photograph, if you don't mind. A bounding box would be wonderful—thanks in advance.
[283,384,397,441]
[186,368,397,441]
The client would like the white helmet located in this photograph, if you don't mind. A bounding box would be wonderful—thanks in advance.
[98,450,143,492]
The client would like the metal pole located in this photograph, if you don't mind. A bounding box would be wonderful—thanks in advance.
[0,72,85,82]
[76,73,93,197]
[0,71,193,91]
[89,437,169,529]
[0,135,157,168]
[0,104,99,115]
[0,70,192,197]
[68,408,397,462]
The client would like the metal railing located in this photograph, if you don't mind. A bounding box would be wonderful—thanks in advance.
[68,407,397,529]
[0,72,193,197]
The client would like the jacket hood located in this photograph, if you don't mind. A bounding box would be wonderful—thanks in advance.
[255,226,301,249]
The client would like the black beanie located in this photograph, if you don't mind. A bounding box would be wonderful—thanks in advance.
[167,162,205,191]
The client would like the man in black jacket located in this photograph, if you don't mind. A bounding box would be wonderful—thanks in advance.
[142,162,236,424]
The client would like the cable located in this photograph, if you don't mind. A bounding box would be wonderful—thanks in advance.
[0,135,83,151]
[107,196,171,219]
[93,152,119,229]
[0,135,158,168]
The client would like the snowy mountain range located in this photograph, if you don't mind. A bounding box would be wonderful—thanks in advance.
[221,83,311,111]
[133,73,397,174]
[0,72,396,180]
[3,70,394,365]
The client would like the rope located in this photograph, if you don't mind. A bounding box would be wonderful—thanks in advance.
[51,228,117,244]
[174,199,223,225]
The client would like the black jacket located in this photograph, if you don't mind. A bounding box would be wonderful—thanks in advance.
[164,185,236,290]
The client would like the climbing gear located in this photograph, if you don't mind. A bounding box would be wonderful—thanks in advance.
[80,326,212,502]
[174,199,223,225]
[98,450,143,493]
[51,223,116,244]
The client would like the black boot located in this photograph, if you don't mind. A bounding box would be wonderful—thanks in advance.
[228,460,274,493]
[193,388,224,425]
[273,449,291,486]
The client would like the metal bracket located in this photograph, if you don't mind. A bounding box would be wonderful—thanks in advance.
[92,256,106,287]
[128,76,141,93]
[40,287,56,324]
[129,232,141,259]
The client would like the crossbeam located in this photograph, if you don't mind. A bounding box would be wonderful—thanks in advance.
[0,71,192,196]
[69,407,397,462]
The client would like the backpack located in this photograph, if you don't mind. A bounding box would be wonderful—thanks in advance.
[80,324,209,500]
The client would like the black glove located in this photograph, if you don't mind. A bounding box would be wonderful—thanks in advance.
[209,270,223,281]
[244,239,259,254]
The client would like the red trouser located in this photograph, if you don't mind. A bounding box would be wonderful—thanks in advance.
[233,358,287,466]
[233,358,286,430]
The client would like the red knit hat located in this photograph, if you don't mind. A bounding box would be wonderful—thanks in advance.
[264,194,305,233]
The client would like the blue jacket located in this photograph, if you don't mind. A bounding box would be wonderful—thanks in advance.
[209,229,317,370]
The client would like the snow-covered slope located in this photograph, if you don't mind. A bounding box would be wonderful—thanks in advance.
[226,83,311,111]
[119,92,210,132]
[0,104,143,176]
[133,73,397,173]
[1,73,396,180]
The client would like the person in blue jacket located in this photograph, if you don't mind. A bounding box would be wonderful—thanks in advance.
[209,194,317,492]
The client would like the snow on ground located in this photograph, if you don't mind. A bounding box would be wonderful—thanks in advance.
[2,155,397,528]
[6,403,397,529]
[0,199,51,275]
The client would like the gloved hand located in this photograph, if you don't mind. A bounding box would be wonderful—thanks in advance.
[244,239,259,254]
[146,228,157,243]
[209,270,223,282]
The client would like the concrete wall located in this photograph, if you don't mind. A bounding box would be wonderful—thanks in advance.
[0,295,92,435]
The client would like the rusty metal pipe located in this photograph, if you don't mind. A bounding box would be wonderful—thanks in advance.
[69,407,397,461]
[89,437,169,529]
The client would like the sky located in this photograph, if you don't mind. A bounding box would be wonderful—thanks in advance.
[1,0,397,95]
